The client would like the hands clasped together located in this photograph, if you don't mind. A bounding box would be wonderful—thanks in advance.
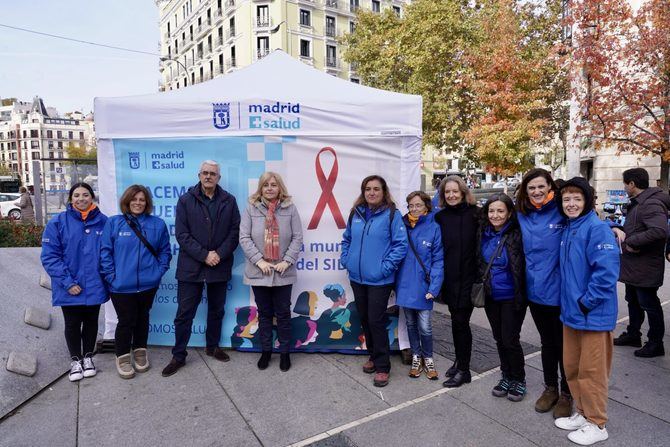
[256,259,291,275]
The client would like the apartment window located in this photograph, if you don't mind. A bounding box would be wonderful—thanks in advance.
[257,36,269,58]
[257,5,269,27]
[191,72,195,84]
[32,151,40,160]
[372,0,380,13]
[350,21,356,33]
[68,131,73,139]
[350,0,359,13]
[46,130,53,138]
[30,129,39,138]
[300,9,311,27]
[197,42,204,58]
[326,45,337,67]
[56,131,62,139]
[231,45,236,66]
[207,34,213,53]
[175,39,179,53]
[31,140,39,149]
[79,132,84,140]
[300,39,311,58]
[393,6,401,16]
[22,130,27,138]
[326,16,336,37]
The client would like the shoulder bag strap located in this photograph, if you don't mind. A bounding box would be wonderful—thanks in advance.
[123,215,159,259]
[407,228,430,282]
[483,233,508,279]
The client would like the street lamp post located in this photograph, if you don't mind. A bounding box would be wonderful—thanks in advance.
[269,20,290,55]
[160,57,188,86]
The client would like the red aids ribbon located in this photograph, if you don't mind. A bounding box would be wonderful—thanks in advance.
[308,147,346,230]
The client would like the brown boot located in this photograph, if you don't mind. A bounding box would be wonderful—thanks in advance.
[553,392,573,419]
[362,358,376,374]
[534,385,559,413]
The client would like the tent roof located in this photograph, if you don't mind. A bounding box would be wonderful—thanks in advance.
[95,50,422,139]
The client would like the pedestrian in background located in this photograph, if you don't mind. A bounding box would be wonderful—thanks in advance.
[41,182,108,382]
[240,172,303,372]
[341,175,408,387]
[161,160,240,377]
[395,191,444,380]
[100,184,172,379]
[554,178,619,446]
[478,193,528,402]
[434,176,479,388]
[14,186,35,224]
[516,168,572,417]
[612,168,669,358]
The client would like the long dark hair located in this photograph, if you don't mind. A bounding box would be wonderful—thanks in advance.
[482,193,517,228]
[351,175,395,211]
[516,168,557,215]
[68,182,95,202]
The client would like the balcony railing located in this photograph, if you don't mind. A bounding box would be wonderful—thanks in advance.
[257,48,270,59]
[217,35,224,47]
[226,27,236,39]
[326,58,339,68]
[326,25,336,37]
[256,16,271,28]
[218,65,225,74]
[325,0,338,8]
[224,0,235,12]
[215,8,223,19]
[225,58,237,71]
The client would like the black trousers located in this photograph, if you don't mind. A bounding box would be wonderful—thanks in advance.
[252,285,292,353]
[485,299,527,382]
[350,281,393,373]
[61,304,101,360]
[529,301,570,393]
[625,284,666,344]
[172,281,227,362]
[111,287,158,357]
[448,304,474,371]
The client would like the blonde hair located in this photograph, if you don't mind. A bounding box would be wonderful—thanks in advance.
[249,171,291,204]
[438,175,476,207]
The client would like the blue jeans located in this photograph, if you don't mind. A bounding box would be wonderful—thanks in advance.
[403,308,433,358]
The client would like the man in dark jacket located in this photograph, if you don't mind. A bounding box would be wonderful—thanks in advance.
[162,160,241,376]
[612,168,669,358]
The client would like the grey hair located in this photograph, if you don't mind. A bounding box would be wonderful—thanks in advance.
[199,160,220,174]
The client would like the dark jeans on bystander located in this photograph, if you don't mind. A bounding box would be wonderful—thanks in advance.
[485,299,527,382]
[625,284,665,344]
[350,281,393,373]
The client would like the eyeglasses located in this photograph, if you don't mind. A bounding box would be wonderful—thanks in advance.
[199,170,219,177]
[408,204,426,210]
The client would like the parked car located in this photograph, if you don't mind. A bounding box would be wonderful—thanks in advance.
[0,193,22,220]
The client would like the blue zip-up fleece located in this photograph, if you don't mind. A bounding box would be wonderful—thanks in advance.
[481,223,516,301]
[395,213,444,310]
[41,205,109,307]
[559,210,620,331]
[340,205,408,286]
[100,214,172,293]
[518,199,565,306]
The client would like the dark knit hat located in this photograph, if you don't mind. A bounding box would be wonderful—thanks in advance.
[557,177,594,218]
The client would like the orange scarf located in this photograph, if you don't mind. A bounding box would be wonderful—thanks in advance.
[532,191,554,209]
[78,203,97,221]
[407,213,421,228]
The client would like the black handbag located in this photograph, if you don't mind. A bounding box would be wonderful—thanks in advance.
[471,234,508,308]
[123,215,159,259]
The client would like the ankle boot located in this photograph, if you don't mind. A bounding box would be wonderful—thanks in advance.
[445,360,459,378]
[280,353,291,372]
[442,369,471,388]
[116,353,135,379]
[535,385,559,413]
[257,351,271,370]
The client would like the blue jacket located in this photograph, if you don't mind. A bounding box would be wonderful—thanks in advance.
[481,223,515,301]
[341,205,408,286]
[559,210,620,331]
[41,205,109,307]
[100,214,172,293]
[518,199,565,306]
[396,213,444,310]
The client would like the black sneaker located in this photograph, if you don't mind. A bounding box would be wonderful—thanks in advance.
[508,380,527,402]
[492,376,511,397]
[634,342,665,358]
[614,331,642,347]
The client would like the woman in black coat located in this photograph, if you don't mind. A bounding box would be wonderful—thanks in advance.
[434,175,480,388]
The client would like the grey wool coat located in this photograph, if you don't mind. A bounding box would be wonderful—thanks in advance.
[239,198,303,286]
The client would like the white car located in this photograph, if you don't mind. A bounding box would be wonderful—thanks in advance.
[0,192,22,220]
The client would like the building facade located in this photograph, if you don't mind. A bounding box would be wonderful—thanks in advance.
[0,97,95,190]
[156,0,410,91]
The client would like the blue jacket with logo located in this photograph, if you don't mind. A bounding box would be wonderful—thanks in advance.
[396,213,444,310]
[559,211,620,331]
[100,214,172,294]
[518,200,565,306]
[340,205,408,286]
[481,223,516,301]
[41,205,109,307]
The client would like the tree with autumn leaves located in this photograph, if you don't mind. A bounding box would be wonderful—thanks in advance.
[569,0,670,187]
[342,0,568,175]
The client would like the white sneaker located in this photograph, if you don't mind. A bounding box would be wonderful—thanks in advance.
[69,359,84,382]
[555,412,587,430]
[82,355,97,378]
[567,421,609,445]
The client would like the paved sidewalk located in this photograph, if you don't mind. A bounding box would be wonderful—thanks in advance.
[1,249,670,446]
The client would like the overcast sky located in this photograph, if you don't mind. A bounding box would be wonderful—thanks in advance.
[0,1,159,114]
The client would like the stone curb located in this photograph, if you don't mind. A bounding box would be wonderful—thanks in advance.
[6,352,38,377]
[24,307,51,330]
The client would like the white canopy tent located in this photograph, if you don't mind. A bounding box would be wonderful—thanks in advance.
[94,50,423,350]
